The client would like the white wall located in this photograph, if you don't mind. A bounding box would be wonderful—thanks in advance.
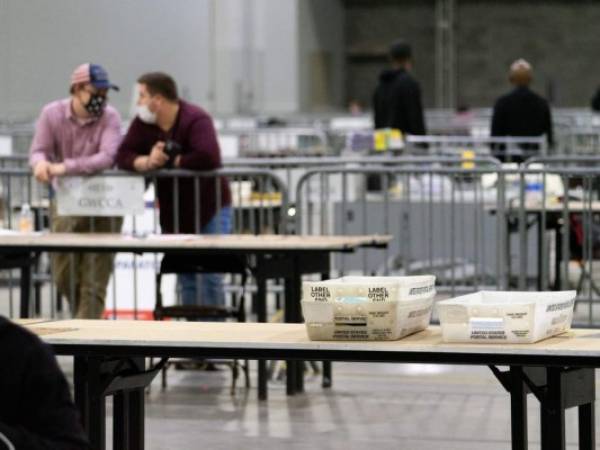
[0,0,214,121]
[0,0,345,120]
[212,0,344,114]
[297,0,345,112]
[252,0,301,113]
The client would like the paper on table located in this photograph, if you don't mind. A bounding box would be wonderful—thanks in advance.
[0,229,43,236]
[145,233,198,241]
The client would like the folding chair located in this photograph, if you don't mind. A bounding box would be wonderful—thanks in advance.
[154,254,251,394]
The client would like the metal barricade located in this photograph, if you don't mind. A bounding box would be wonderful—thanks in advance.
[555,126,600,155]
[0,155,30,169]
[405,135,548,161]
[219,127,331,157]
[0,167,287,320]
[500,166,600,327]
[293,161,600,326]
[224,155,501,206]
[294,160,506,299]
[0,168,47,318]
[5,160,600,327]
[0,122,35,157]
[524,156,600,168]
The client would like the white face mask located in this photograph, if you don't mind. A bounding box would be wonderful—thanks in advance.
[137,104,157,124]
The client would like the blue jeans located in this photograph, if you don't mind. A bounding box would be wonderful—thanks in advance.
[178,207,232,310]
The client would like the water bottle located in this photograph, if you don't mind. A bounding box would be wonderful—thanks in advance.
[19,203,33,232]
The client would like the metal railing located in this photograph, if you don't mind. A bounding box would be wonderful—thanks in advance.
[3,158,600,327]
[405,135,548,160]
[0,167,288,320]
[293,163,600,326]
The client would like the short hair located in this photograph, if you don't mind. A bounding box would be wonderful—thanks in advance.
[137,72,178,101]
[389,40,412,62]
[509,59,532,86]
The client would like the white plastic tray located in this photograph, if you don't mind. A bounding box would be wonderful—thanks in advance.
[302,275,436,304]
[301,275,436,341]
[302,295,434,341]
[437,290,576,344]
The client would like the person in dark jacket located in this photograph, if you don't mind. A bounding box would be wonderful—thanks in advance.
[591,87,600,112]
[491,59,553,162]
[373,40,426,136]
[0,317,88,449]
[116,72,232,310]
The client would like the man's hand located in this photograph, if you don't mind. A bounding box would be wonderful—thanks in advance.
[48,163,66,177]
[148,141,168,170]
[33,161,51,183]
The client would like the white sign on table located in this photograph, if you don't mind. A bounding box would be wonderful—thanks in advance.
[56,176,145,216]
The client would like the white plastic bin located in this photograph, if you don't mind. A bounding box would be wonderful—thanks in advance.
[301,276,436,341]
[437,290,576,344]
[302,275,435,303]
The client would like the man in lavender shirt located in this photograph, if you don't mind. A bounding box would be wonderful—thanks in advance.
[29,63,123,319]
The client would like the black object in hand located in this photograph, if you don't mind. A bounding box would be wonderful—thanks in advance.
[164,140,182,168]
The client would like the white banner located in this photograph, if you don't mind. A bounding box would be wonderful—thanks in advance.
[56,176,145,216]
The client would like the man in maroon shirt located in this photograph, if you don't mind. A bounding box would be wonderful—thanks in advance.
[116,72,232,309]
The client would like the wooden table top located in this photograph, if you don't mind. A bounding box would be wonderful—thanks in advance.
[18,319,600,360]
[0,232,392,252]
[487,200,600,213]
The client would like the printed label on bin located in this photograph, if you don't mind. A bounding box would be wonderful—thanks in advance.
[546,299,575,313]
[469,317,507,340]
[333,314,367,326]
[408,285,435,296]
[367,287,391,301]
[333,329,370,339]
[309,285,332,302]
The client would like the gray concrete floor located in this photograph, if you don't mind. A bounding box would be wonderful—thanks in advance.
[54,358,600,450]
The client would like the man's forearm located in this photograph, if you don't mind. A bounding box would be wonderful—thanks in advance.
[133,155,151,172]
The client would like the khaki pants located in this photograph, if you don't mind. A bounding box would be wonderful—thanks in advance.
[51,204,123,319]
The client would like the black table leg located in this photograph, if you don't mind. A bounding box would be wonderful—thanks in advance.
[292,258,304,394]
[540,368,565,450]
[321,272,332,388]
[578,402,595,450]
[129,387,145,450]
[33,252,41,316]
[56,287,63,313]
[113,392,129,449]
[112,357,146,450]
[256,272,268,401]
[510,366,528,450]
[74,356,89,433]
[19,263,31,318]
[86,357,106,450]
[284,268,296,396]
